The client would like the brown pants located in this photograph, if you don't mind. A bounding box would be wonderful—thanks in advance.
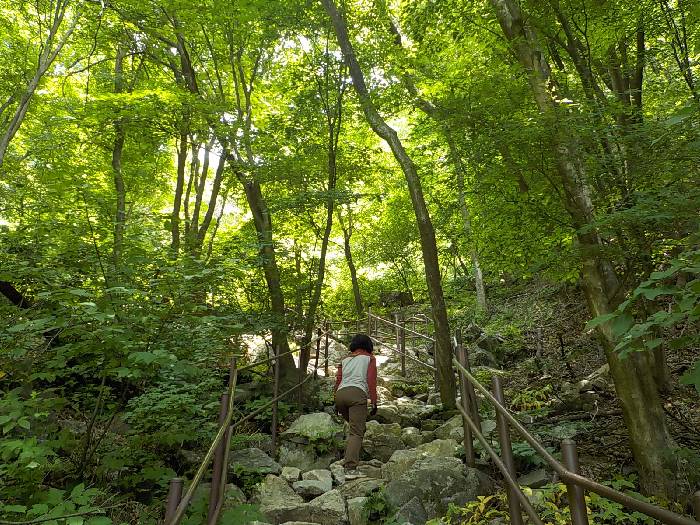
[335,386,367,469]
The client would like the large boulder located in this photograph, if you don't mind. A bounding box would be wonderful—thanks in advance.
[293,469,333,499]
[381,439,458,481]
[293,480,328,499]
[280,413,344,471]
[282,466,302,483]
[434,415,464,442]
[252,475,306,524]
[306,489,348,525]
[394,397,428,427]
[363,421,404,462]
[230,447,281,476]
[279,445,335,472]
[401,427,422,448]
[384,456,492,521]
[394,496,428,525]
[374,404,401,424]
[416,438,459,457]
[338,477,385,499]
[347,496,368,525]
[382,449,421,481]
[282,413,344,442]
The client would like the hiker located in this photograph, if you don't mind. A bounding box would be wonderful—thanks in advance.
[334,333,378,471]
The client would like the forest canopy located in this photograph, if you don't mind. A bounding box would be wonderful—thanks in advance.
[0,0,699,523]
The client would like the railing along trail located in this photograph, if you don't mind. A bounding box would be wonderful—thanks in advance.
[360,309,700,525]
[163,329,331,525]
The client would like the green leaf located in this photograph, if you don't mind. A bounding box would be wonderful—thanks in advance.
[611,313,634,338]
[643,339,663,350]
[3,505,27,514]
[585,313,615,330]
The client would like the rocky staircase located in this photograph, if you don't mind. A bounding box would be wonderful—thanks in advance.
[223,335,496,525]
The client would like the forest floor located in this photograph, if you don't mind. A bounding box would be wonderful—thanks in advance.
[466,280,700,480]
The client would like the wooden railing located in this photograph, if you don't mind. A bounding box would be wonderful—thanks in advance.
[162,330,330,525]
[363,311,700,525]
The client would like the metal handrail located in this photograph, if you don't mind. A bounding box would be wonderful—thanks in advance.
[453,358,700,525]
[165,340,329,525]
[368,333,436,372]
[166,359,239,525]
[336,313,700,524]
[455,401,544,525]
[368,311,434,342]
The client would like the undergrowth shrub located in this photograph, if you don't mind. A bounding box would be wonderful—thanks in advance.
[428,475,686,524]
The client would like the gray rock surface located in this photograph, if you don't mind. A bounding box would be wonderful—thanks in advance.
[338,476,385,499]
[281,466,302,483]
[329,461,345,485]
[363,420,404,461]
[517,468,550,488]
[279,444,336,472]
[382,439,459,481]
[229,447,281,475]
[283,412,344,442]
[401,427,422,448]
[384,456,492,521]
[280,413,343,471]
[306,489,348,525]
[394,496,428,525]
[347,497,368,525]
[302,469,333,490]
[293,469,333,497]
[434,415,464,442]
[253,474,306,524]
[293,479,329,499]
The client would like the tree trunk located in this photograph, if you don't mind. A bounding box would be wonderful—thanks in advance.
[339,214,363,317]
[301,146,337,370]
[170,131,188,254]
[196,156,226,252]
[240,176,296,379]
[446,133,488,312]
[490,0,676,497]
[112,47,126,270]
[322,0,456,408]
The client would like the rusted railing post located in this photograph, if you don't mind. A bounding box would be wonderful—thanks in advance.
[271,346,280,455]
[207,357,237,522]
[455,331,475,467]
[324,321,329,377]
[298,347,304,413]
[395,311,406,376]
[562,439,589,525]
[460,339,481,431]
[314,327,321,378]
[165,477,183,524]
[207,392,229,522]
[492,376,524,525]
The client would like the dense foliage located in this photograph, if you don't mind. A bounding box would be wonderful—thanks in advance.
[0,0,698,522]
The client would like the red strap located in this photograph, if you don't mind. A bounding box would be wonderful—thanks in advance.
[334,363,342,393]
[367,355,378,405]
